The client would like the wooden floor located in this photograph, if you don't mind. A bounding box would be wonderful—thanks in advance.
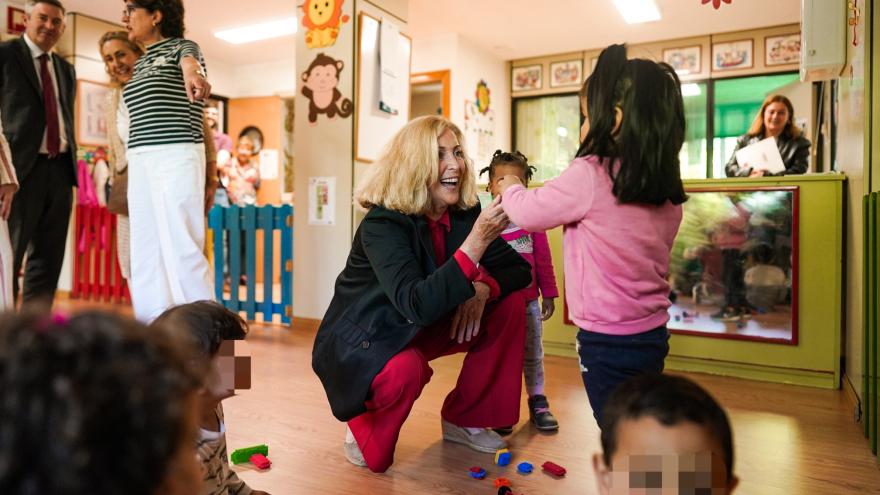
[58,299,880,494]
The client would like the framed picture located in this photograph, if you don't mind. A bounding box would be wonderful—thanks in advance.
[549,59,583,88]
[75,80,110,147]
[511,64,542,92]
[712,39,753,71]
[6,6,25,36]
[765,33,801,66]
[663,45,701,75]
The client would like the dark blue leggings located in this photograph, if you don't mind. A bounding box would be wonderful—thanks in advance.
[577,326,670,427]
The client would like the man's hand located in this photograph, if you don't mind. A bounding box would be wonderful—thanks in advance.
[450,282,490,344]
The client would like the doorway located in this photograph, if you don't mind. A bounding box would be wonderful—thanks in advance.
[410,70,450,119]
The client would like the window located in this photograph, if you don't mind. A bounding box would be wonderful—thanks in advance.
[680,82,708,179]
[512,94,581,183]
[711,73,801,177]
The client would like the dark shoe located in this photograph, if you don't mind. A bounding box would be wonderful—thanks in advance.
[528,395,559,431]
[493,425,514,435]
[711,307,740,322]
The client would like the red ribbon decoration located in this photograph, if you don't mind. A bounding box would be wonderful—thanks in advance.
[702,0,732,8]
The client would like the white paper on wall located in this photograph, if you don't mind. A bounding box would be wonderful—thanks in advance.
[259,149,280,180]
[378,17,401,115]
[308,176,336,226]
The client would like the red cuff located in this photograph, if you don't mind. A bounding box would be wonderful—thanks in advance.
[475,268,501,300]
[453,250,480,280]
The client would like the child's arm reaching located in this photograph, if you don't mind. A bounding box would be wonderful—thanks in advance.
[498,160,593,232]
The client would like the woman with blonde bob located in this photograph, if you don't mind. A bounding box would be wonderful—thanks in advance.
[313,115,531,473]
[725,94,811,177]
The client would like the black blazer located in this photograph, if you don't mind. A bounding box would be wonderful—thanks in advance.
[725,132,811,177]
[0,37,77,184]
[312,205,532,421]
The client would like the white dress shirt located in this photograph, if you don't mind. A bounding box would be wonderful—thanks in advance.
[22,33,69,154]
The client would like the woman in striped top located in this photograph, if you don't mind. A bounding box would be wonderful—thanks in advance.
[121,0,215,322]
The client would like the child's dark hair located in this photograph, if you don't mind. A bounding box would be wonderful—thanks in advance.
[479,149,537,183]
[600,373,734,481]
[578,44,687,206]
[152,300,249,359]
[0,311,203,495]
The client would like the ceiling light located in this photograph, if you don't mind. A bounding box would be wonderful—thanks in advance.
[612,0,661,24]
[215,17,298,45]
[681,83,702,97]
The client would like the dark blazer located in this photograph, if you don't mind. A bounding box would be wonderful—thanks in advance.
[725,132,811,177]
[0,37,77,184]
[313,205,532,421]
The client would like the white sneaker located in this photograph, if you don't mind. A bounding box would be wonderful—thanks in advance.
[441,419,507,453]
[343,427,367,467]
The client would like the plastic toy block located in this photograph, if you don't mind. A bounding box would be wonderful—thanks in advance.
[674,315,681,322]
[468,466,487,480]
[230,444,268,464]
[541,460,566,477]
[516,461,533,474]
[493,477,511,488]
[249,453,271,470]
[497,487,513,495]
[494,448,511,466]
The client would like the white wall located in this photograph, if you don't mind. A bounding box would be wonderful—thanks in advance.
[411,33,511,164]
[207,58,296,99]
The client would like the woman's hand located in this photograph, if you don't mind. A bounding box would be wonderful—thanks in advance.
[497,175,524,195]
[0,184,15,220]
[541,297,556,321]
[450,281,490,343]
[458,196,508,262]
[181,56,211,102]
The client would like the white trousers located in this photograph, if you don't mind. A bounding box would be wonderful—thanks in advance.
[0,220,13,311]
[127,143,213,322]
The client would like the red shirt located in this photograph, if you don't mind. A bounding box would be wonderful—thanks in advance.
[425,210,501,299]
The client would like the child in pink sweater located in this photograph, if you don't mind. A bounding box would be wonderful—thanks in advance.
[498,44,687,426]
[482,150,560,432]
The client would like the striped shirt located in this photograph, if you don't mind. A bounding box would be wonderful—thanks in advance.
[197,404,253,495]
[123,37,206,149]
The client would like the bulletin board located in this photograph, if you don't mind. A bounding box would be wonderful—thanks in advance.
[354,12,412,163]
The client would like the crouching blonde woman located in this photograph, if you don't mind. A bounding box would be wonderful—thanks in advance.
[312,115,532,473]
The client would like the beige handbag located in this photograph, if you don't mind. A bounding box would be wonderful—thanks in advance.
[106,167,128,215]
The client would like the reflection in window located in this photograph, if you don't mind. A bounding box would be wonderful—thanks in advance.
[711,73,801,177]
[513,94,581,183]
[680,82,708,179]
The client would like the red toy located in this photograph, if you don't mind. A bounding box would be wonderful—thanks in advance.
[493,477,511,488]
[541,461,566,477]
[249,453,272,470]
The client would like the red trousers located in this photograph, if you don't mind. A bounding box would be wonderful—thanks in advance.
[348,291,526,473]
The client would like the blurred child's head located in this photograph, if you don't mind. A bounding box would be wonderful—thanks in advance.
[748,242,775,265]
[481,149,537,197]
[153,301,251,407]
[0,311,204,495]
[236,135,255,164]
[578,43,687,207]
[594,373,737,495]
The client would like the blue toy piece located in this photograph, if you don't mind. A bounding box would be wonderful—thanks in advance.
[517,461,533,474]
[469,466,487,479]
[496,451,511,466]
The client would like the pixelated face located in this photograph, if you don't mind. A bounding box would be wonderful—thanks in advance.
[593,416,737,495]
[203,340,251,404]
[305,63,339,92]
[308,0,337,26]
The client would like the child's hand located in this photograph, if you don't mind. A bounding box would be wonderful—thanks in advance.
[497,175,524,195]
[541,298,556,321]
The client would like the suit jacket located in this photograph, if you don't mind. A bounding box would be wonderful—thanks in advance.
[725,132,811,177]
[0,37,77,185]
[312,205,532,421]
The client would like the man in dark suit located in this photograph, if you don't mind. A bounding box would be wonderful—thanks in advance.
[0,0,77,308]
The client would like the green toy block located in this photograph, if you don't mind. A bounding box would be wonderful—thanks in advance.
[230,444,269,464]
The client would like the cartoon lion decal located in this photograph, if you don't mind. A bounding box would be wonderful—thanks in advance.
[301,0,350,49]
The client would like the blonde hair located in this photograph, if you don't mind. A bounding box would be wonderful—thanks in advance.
[356,115,479,215]
[98,31,144,87]
[747,94,802,139]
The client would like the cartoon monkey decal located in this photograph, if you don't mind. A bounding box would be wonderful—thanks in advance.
[301,53,353,124]
[301,0,350,49]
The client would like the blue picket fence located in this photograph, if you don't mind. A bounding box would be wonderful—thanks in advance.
[208,205,294,324]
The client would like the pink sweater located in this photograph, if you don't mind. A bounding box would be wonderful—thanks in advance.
[500,225,559,302]
[501,155,682,335]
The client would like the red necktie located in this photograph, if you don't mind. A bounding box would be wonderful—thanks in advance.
[38,53,60,157]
